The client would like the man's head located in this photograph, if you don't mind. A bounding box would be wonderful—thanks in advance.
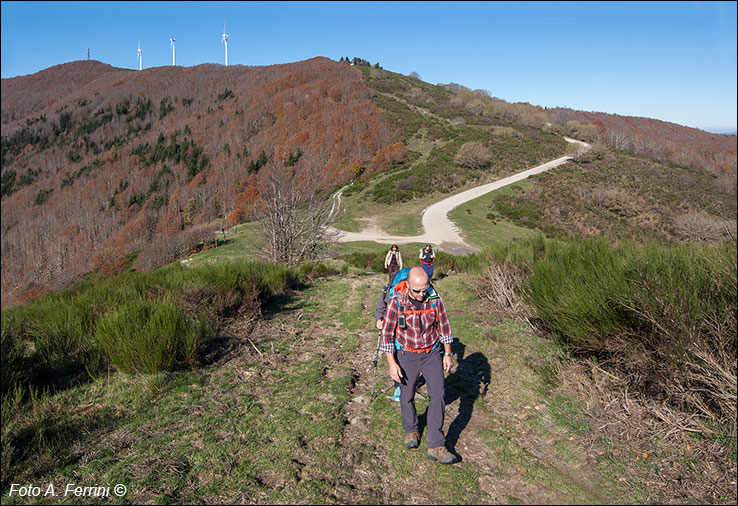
[407,266,429,301]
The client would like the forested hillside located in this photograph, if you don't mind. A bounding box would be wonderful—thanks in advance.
[1,58,396,306]
[2,57,736,308]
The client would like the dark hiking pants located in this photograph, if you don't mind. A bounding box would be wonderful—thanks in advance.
[396,347,446,448]
[388,264,399,284]
[421,262,433,280]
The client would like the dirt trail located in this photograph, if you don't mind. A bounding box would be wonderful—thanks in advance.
[332,137,590,253]
[326,273,608,504]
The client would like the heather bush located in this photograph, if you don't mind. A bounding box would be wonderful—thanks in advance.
[522,237,737,424]
[95,297,205,374]
[454,141,492,170]
[1,260,303,396]
[344,251,384,272]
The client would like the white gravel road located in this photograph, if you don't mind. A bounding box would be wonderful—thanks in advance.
[333,137,589,254]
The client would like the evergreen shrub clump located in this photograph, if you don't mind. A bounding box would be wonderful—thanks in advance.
[521,237,737,424]
[1,260,303,397]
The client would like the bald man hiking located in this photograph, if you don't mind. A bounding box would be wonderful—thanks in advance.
[380,266,457,464]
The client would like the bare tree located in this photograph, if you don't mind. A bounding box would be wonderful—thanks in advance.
[256,163,341,266]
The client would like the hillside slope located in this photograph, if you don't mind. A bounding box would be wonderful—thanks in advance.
[3,57,736,309]
[3,260,734,504]
[1,58,396,306]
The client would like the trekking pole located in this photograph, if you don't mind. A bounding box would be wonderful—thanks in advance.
[370,329,382,402]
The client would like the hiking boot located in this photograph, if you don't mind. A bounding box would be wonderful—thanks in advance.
[403,432,420,449]
[427,446,457,464]
[392,386,401,402]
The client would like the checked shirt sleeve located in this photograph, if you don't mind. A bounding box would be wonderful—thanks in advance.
[435,297,453,345]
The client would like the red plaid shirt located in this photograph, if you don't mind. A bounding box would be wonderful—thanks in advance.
[381,292,453,354]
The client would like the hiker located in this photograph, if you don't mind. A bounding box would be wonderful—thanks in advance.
[375,274,427,403]
[384,244,403,285]
[419,244,435,280]
[381,266,457,464]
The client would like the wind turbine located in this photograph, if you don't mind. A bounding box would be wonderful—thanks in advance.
[170,37,176,66]
[137,39,143,70]
[222,20,228,66]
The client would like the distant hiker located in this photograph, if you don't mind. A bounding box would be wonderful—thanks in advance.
[381,266,457,464]
[419,244,435,280]
[384,244,403,285]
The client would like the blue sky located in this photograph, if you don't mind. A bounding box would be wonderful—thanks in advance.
[2,1,736,132]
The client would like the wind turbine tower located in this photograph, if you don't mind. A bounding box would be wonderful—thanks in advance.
[170,37,176,66]
[137,39,143,70]
[222,21,228,66]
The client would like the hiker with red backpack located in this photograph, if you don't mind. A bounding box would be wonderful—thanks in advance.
[380,266,457,464]
[419,244,435,280]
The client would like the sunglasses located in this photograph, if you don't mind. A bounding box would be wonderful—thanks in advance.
[409,286,429,294]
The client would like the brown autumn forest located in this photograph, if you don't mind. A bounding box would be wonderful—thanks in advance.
[1,58,398,306]
[1,57,736,308]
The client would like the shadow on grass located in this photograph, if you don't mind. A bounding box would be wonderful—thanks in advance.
[200,289,307,366]
[444,340,491,460]
[260,292,306,319]
[2,404,122,491]
[213,237,237,248]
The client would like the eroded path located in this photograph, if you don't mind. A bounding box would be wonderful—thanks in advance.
[252,270,618,504]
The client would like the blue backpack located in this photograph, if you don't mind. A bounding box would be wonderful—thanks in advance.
[384,267,439,309]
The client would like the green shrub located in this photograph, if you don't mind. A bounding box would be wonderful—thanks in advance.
[522,237,737,421]
[433,250,487,275]
[1,319,28,396]
[344,251,384,271]
[1,259,304,397]
[523,238,737,349]
[3,293,106,389]
[95,297,207,374]
[299,262,339,279]
[522,239,624,341]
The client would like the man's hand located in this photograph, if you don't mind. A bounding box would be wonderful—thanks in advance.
[386,355,403,384]
[443,355,453,373]
[376,319,383,330]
